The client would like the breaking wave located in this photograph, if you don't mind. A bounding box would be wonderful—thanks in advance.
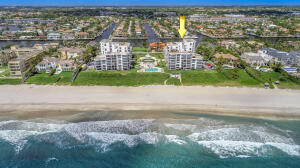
[0,118,299,159]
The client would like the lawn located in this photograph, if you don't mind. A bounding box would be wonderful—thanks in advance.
[251,71,300,89]
[26,72,73,85]
[181,70,262,87]
[0,66,10,77]
[132,47,149,52]
[0,78,21,85]
[72,70,169,86]
[150,53,164,59]
[166,77,181,86]
[133,53,146,61]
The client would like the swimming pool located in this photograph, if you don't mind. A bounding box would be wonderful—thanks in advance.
[145,68,158,72]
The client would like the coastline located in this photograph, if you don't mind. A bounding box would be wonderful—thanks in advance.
[0,85,300,120]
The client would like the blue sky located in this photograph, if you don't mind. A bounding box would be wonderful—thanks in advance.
[0,0,299,6]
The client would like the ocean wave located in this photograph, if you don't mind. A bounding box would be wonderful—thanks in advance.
[0,119,298,158]
[196,140,300,158]
[164,123,197,132]
[188,125,295,144]
[188,125,299,158]
[0,119,186,153]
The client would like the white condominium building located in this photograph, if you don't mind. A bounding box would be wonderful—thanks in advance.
[164,39,203,70]
[95,40,132,70]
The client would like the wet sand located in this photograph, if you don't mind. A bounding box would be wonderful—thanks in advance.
[0,85,300,120]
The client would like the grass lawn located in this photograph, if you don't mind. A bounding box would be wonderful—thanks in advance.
[26,72,73,85]
[0,66,10,77]
[72,70,169,86]
[0,78,21,85]
[132,47,149,52]
[277,82,300,89]
[133,53,146,61]
[253,71,300,89]
[181,70,262,87]
[150,53,164,59]
[166,77,181,86]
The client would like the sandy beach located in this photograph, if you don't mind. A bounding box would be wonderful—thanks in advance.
[0,85,300,120]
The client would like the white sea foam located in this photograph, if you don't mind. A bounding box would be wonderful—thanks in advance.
[0,130,40,153]
[164,123,197,132]
[196,140,300,158]
[45,157,59,165]
[165,135,186,145]
[0,119,298,158]
[188,125,295,144]
[0,119,156,152]
[188,125,299,158]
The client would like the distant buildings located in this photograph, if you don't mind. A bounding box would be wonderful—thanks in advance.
[47,33,61,40]
[164,39,203,70]
[58,47,85,60]
[242,48,300,68]
[4,18,56,24]
[189,14,265,23]
[94,39,132,71]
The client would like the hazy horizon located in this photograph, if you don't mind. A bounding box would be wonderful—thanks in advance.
[0,0,300,7]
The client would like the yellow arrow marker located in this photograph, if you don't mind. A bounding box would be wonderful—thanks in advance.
[178,16,187,39]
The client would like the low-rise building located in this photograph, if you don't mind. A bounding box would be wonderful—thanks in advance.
[58,60,75,71]
[36,57,58,72]
[259,48,298,66]
[47,33,61,40]
[8,50,43,76]
[241,52,268,67]
[75,32,89,39]
[0,50,17,66]
[58,47,85,60]
[242,49,300,67]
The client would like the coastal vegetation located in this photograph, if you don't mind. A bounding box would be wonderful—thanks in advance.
[72,71,169,86]
[0,66,10,77]
[166,77,181,86]
[0,78,21,85]
[25,72,73,85]
[181,70,262,87]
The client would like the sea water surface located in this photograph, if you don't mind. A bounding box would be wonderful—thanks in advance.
[0,112,299,168]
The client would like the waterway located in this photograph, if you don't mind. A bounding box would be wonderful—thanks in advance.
[0,23,298,50]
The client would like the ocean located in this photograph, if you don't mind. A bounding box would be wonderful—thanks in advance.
[0,112,299,168]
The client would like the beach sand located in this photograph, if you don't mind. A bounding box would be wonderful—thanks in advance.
[0,85,300,120]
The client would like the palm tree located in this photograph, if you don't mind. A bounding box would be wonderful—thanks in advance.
[272,62,283,72]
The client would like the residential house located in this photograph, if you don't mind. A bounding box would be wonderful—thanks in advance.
[259,48,297,66]
[75,32,89,39]
[241,52,268,67]
[58,60,75,71]
[36,57,58,72]
[47,33,61,40]
[58,47,85,60]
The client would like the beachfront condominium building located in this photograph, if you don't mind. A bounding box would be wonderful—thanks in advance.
[94,39,132,70]
[164,39,203,70]
[8,50,43,76]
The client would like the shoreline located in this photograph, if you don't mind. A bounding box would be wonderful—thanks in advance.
[0,85,300,120]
